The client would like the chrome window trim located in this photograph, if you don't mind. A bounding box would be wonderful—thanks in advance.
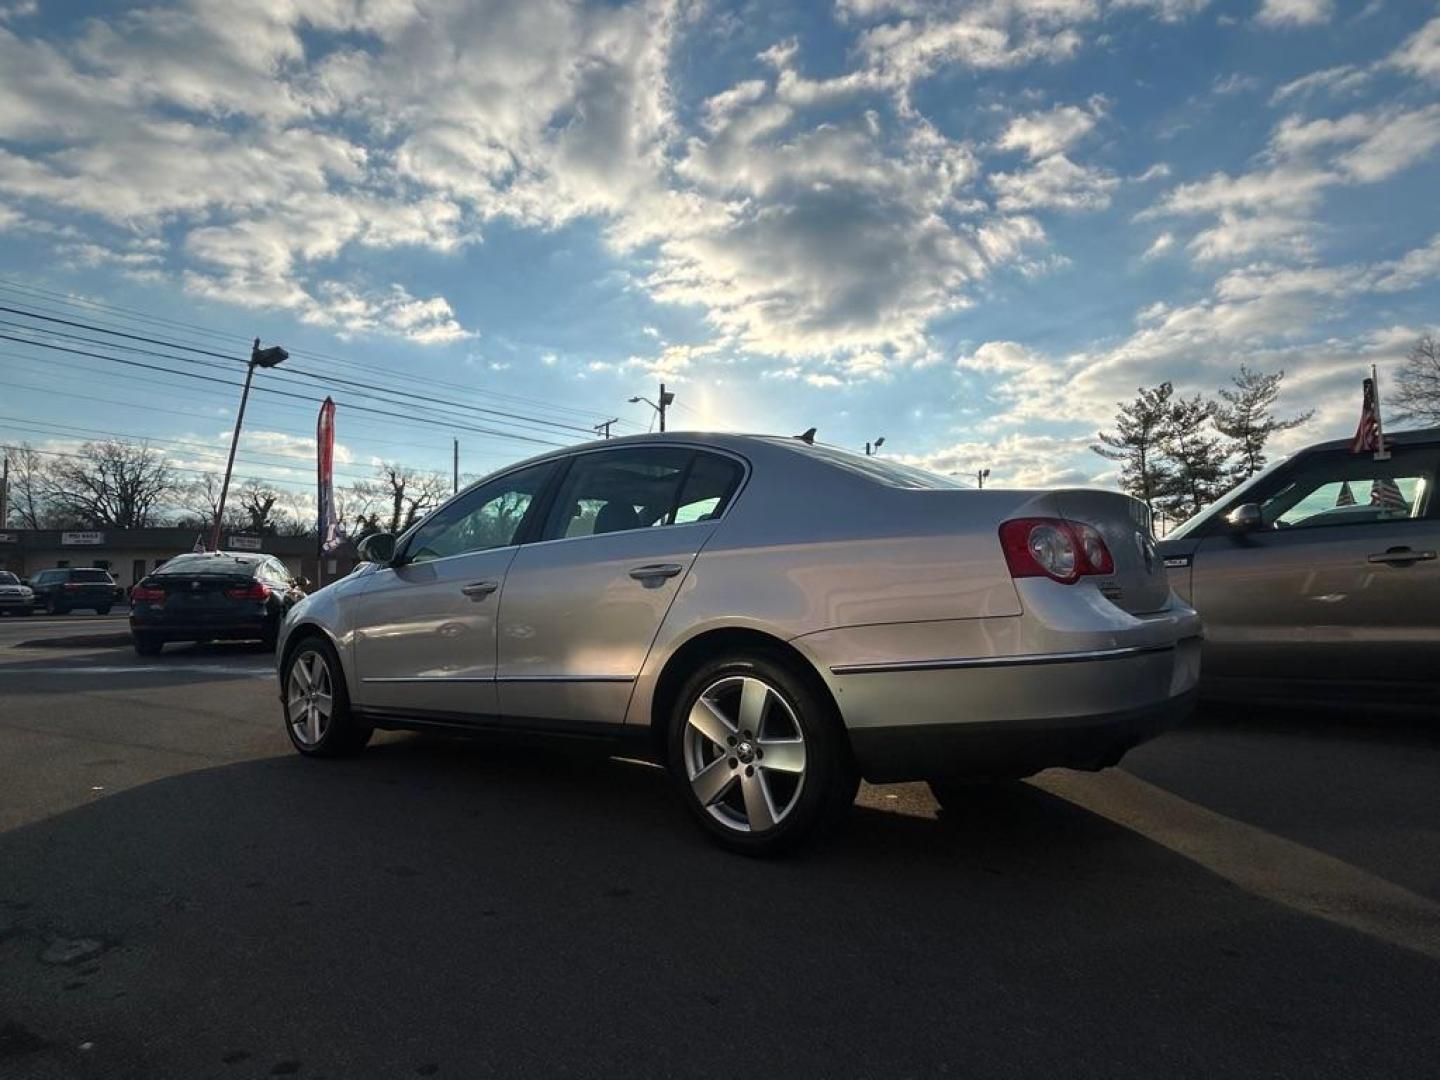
[830,642,1177,676]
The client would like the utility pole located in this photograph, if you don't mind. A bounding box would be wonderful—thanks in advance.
[453,438,459,494]
[594,418,619,439]
[976,467,991,489]
[628,383,675,433]
[213,338,288,551]
[0,450,9,528]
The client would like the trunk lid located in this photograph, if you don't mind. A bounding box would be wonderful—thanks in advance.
[1043,489,1171,614]
[152,573,257,611]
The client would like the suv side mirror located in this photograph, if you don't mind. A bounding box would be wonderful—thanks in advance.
[357,532,396,564]
[1225,503,1264,531]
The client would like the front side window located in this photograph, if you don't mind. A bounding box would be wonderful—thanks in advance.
[404,462,555,564]
[544,448,694,540]
[1255,448,1436,530]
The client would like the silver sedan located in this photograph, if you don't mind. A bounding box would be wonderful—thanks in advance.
[277,433,1201,854]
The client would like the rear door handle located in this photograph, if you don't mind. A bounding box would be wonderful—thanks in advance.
[1368,547,1437,565]
[460,580,500,599]
[629,563,684,582]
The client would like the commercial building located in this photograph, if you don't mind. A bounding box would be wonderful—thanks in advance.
[0,528,357,588]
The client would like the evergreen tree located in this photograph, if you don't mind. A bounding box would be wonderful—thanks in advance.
[1212,365,1313,482]
[1158,392,1228,521]
[1091,383,1175,508]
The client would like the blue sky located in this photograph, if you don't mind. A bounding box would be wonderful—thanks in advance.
[1,0,1438,505]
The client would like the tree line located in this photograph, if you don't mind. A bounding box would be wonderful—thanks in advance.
[0,439,455,540]
[1093,334,1439,525]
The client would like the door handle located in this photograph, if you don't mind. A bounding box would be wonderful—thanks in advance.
[460,580,500,599]
[1367,547,1437,565]
[629,563,684,582]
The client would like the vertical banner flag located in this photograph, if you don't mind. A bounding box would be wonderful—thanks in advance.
[317,396,345,554]
[1351,378,1380,454]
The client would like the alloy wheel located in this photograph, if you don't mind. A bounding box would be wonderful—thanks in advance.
[682,674,807,834]
[287,649,334,748]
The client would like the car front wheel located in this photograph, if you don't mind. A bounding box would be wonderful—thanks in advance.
[283,637,372,757]
[668,652,856,856]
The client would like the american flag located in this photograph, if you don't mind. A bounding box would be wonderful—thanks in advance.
[1370,477,1408,514]
[1335,481,1356,507]
[1351,377,1380,454]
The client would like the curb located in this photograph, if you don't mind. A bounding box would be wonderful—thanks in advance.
[13,632,134,649]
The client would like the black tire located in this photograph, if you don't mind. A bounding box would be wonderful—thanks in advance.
[96,605,112,615]
[21,607,35,617]
[133,633,163,656]
[46,597,66,615]
[667,650,857,856]
[282,634,372,757]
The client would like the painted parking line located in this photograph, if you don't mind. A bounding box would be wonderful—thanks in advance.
[0,664,274,677]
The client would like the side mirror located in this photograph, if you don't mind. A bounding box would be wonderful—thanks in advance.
[357,532,396,564]
[1225,503,1264,531]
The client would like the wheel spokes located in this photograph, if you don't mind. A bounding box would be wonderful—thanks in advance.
[691,756,738,806]
[758,737,805,774]
[687,696,736,750]
[736,677,768,737]
[740,769,777,832]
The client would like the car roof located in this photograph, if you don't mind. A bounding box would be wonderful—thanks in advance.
[1295,425,1440,456]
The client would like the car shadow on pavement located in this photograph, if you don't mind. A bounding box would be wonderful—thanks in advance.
[2,732,1439,1080]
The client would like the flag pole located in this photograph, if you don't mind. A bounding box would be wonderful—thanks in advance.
[1371,363,1390,461]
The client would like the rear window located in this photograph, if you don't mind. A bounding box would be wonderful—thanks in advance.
[778,442,964,490]
[154,555,258,576]
[71,569,113,583]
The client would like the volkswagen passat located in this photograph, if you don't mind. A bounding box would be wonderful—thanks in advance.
[277,434,1201,854]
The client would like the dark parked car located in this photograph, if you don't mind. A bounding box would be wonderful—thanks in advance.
[129,552,307,656]
[1158,426,1439,710]
[29,567,120,614]
[0,571,35,615]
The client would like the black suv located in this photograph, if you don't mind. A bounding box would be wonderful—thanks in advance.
[29,567,120,615]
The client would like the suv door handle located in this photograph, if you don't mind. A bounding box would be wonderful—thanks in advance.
[460,580,500,599]
[1368,547,1437,565]
[629,563,684,582]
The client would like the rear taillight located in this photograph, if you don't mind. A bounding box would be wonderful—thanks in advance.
[131,584,165,603]
[998,518,1114,584]
[225,582,271,601]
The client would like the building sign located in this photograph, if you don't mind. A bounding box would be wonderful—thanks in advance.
[227,535,264,551]
[0,532,18,544]
[61,531,106,546]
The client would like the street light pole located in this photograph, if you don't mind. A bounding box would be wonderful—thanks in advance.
[976,467,991,489]
[865,436,885,456]
[628,383,675,433]
[212,338,288,552]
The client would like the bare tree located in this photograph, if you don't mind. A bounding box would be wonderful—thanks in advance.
[1091,383,1176,508]
[350,463,448,536]
[236,479,282,534]
[1392,333,1440,426]
[2,443,50,528]
[43,440,178,529]
[1212,365,1313,482]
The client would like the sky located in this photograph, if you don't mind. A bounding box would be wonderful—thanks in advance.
[0,0,1438,507]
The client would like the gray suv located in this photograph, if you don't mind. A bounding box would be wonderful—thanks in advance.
[1159,427,1439,710]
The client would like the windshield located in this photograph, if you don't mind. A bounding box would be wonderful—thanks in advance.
[71,569,113,583]
[0,572,18,585]
[1165,458,1289,539]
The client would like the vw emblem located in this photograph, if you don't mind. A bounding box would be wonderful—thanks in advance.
[191,581,201,590]
[1135,531,1156,574]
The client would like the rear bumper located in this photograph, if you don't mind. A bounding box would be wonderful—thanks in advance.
[130,612,274,640]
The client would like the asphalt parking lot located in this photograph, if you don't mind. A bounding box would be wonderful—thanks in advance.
[1,628,1438,1079]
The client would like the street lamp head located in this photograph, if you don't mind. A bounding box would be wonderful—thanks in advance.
[628,396,643,404]
[660,390,675,407]
[250,340,289,368]
[874,436,885,449]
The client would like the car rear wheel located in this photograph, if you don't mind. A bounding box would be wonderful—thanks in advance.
[45,598,65,615]
[668,652,856,856]
[283,637,372,757]
[133,633,163,656]
[96,605,112,615]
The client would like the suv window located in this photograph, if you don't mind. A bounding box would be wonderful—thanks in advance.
[544,448,693,540]
[35,571,56,584]
[405,462,555,564]
[1254,448,1436,530]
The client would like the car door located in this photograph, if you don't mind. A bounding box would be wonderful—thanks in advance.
[496,446,746,732]
[1191,444,1440,689]
[349,461,557,719]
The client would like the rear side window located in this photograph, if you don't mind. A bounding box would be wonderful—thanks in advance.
[71,569,112,583]
[673,452,744,524]
[545,447,693,540]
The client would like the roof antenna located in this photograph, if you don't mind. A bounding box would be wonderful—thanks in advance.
[795,427,817,445]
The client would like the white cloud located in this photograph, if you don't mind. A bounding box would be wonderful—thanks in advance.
[1142,231,1176,259]
[992,153,1118,211]
[1270,64,1371,104]
[1187,212,1314,262]
[1256,0,1334,28]
[1388,15,1440,82]
[1109,0,1211,22]
[996,100,1104,159]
